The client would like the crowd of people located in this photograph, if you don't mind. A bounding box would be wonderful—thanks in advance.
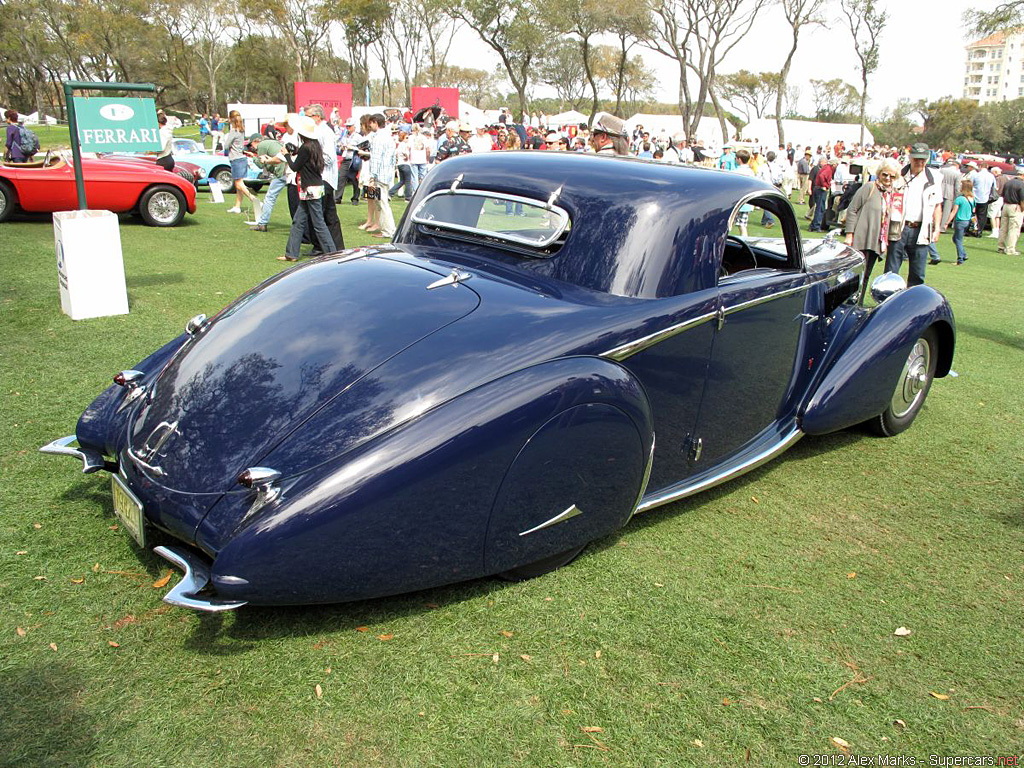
[184,104,1023,280]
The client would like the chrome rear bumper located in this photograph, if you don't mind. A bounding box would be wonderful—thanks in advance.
[39,435,107,473]
[153,545,247,612]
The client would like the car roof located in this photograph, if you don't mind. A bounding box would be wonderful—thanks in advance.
[401,151,779,298]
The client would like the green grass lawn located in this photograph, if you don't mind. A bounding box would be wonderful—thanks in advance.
[1,190,1022,767]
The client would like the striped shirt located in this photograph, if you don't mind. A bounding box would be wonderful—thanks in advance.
[369,128,396,185]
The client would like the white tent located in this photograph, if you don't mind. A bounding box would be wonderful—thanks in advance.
[548,109,588,127]
[624,113,735,150]
[740,118,874,150]
[22,111,58,125]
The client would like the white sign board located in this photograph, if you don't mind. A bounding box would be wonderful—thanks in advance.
[53,210,129,320]
[227,103,288,136]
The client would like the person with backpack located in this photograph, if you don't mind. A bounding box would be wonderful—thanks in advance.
[4,110,36,162]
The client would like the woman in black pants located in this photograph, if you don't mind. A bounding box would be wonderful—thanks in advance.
[279,117,337,262]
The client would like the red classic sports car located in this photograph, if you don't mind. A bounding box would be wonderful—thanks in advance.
[0,150,197,227]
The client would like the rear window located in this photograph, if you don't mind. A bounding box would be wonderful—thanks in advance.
[410,189,570,250]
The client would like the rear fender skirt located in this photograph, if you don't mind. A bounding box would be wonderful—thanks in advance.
[202,356,653,606]
[800,285,954,435]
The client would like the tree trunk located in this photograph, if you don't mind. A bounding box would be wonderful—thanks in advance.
[776,31,800,148]
[709,87,729,147]
[859,72,867,144]
[581,35,599,123]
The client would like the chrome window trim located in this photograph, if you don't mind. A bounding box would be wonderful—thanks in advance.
[635,426,803,514]
[721,278,823,316]
[727,189,804,270]
[410,188,571,249]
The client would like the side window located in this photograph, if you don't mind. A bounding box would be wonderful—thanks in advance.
[722,195,802,279]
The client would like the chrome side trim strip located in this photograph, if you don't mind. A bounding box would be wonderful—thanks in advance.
[635,427,803,514]
[39,435,106,474]
[519,504,583,537]
[722,279,824,316]
[601,312,717,361]
[153,545,248,612]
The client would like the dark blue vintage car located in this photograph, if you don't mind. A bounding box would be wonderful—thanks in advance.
[42,152,955,611]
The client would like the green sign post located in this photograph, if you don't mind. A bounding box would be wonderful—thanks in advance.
[72,97,161,153]
[63,81,158,210]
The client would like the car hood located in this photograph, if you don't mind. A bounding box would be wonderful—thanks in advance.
[125,251,479,495]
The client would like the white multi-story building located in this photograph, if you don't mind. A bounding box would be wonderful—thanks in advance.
[963,30,1024,104]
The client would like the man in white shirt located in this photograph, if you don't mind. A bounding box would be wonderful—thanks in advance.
[306,103,344,250]
[885,142,943,286]
[468,125,493,154]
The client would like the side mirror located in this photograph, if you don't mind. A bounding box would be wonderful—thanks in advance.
[870,272,907,304]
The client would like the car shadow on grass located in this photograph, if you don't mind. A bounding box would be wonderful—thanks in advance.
[127,272,187,288]
[0,662,97,765]
[955,321,1024,352]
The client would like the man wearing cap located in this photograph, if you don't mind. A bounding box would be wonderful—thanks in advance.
[249,121,289,232]
[719,144,737,171]
[796,150,812,205]
[435,121,472,162]
[885,142,942,286]
[997,170,1024,255]
[306,103,344,250]
[338,117,362,204]
[590,114,629,156]
[939,157,962,232]
[468,125,493,154]
[972,162,997,237]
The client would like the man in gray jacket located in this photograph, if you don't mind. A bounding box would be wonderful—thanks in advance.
[939,157,961,233]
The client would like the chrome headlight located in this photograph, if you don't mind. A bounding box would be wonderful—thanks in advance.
[870,272,907,304]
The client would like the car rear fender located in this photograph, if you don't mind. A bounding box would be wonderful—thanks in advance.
[203,356,653,605]
[800,285,955,435]
[76,333,189,457]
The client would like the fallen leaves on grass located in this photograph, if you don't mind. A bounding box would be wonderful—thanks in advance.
[33,523,42,529]
[325,667,332,674]
[580,726,603,733]
[847,572,857,579]
[692,739,704,748]
[893,627,912,637]
[499,630,513,638]
[830,736,851,754]
[152,571,173,589]
[49,642,58,652]
[378,634,394,642]
[492,653,499,664]
[520,654,532,662]
[830,663,873,701]
[16,627,27,637]
[108,641,120,648]
[722,698,734,706]
[112,614,138,630]
[750,496,759,504]
[70,577,84,584]
[929,692,950,701]
[355,626,369,632]
[595,650,601,659]
[92,563,101,572]
[33,576,46,581]
[315,684,323,699]
[894,719,906,729]
[15,551,27,556]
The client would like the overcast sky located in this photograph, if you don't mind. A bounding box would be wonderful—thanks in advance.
[438,0,974,118]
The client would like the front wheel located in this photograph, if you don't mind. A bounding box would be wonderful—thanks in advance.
[869,327,938,436]
[212,167,233,192]
[139,185,186,227]
[0,180,16,222]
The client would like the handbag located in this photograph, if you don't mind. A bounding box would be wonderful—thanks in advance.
[363,185,381,200]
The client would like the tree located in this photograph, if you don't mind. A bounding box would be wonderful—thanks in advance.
[869,98,920,148]
[604,5,650,116]
[717,70,781,122]
[557,0,608,122]
[538,40,589,109]
[419,0,461,87]
[643,0,768,143]
[810,78,858,122]
[919,97,1007,152]
[840,0,887,145]
[593,44,657,117]
[964,2,1024,36]
[450,0,543,117]
[776,0,827,145]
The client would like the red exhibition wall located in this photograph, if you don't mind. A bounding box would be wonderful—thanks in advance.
[294,82,353,121]
[411,87,459,118]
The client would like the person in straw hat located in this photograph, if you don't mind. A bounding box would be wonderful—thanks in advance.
[279,115,337,262]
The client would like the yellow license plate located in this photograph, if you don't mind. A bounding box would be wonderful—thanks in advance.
[111,474,146,548]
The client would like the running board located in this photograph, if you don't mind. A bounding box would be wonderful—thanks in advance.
[636,427,803,513]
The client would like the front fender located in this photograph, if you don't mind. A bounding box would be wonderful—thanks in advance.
[800,286,954,435]
[202,356,653,605]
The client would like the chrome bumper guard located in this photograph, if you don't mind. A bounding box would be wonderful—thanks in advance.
[39,435,107,473]
[153,545,247,613]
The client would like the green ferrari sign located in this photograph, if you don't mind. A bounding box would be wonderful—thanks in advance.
[72,97,161,152]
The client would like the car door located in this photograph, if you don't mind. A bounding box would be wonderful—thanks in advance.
[689,207,816,469]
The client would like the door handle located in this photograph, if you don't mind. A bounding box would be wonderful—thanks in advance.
[795,313,819,324]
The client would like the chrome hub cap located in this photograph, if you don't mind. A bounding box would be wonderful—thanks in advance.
[149,191,180,224]
[891,338,931,418]
[0,187,7,217]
